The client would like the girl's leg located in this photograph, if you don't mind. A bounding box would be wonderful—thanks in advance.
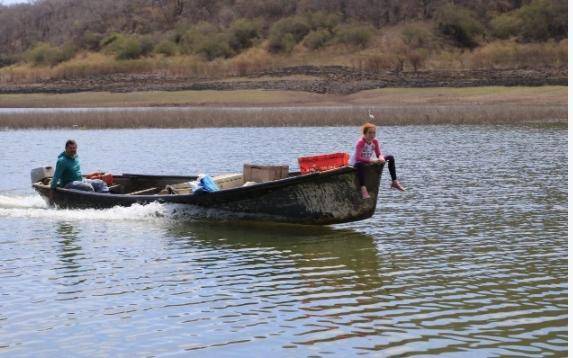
[354,162,367,187]
[384,155,406,191]
[354,162,370,198]
[384,155,397,181]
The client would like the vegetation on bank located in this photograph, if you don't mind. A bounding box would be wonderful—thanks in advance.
[0,0,567,84]
[0,86,566,128]
[0,104,565,129]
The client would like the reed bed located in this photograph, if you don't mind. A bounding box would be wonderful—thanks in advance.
[0,105,565,129]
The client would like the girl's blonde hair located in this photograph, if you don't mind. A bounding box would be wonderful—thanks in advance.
[361,122,376,135]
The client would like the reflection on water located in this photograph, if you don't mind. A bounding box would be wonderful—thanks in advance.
[164,222,389,353]
[55,223,88,288]
[168,221,387,289]
[0,126,567,356]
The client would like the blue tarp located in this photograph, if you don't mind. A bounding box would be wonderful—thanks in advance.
[193,175,219,194]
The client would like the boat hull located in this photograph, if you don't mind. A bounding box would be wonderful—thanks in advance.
[33,163,384,225]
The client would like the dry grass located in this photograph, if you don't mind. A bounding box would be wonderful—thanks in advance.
[468,40,568,69]
[0,53,232,84]
[0,49,291,84]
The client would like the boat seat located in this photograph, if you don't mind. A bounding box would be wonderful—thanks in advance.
[213,173,243,190]
[128,187,160,195]
[158,175,243,195]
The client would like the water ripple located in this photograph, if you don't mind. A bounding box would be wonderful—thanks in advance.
[0,126,567,356]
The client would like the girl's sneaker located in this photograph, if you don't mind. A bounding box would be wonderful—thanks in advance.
[391,181,406,191]
[361,186,370,199]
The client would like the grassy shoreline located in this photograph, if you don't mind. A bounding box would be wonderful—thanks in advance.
[0,86,567,128]
[0,86,566,108]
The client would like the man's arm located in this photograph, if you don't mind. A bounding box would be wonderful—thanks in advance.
[50,159,64,190]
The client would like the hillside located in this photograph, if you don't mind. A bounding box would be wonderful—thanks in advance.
[0,0,567,92]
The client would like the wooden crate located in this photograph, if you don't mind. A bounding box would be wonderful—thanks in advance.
[243,164,289,183]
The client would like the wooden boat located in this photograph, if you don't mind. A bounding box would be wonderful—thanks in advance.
[32,162,384,225]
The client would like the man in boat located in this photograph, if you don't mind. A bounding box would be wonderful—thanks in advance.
[49,139,109,200]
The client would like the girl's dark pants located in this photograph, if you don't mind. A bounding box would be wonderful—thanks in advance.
[355,155,396,186]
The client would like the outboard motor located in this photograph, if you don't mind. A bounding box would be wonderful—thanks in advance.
[31,166,54,185]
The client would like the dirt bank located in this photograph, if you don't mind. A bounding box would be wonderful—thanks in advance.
[0,66,567,95]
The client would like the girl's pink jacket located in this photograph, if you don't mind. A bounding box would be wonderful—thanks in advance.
[352,137,383,164]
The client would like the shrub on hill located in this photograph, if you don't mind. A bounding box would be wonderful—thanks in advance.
[334,24,375,48]
[401,24,436,49]
[195,33,233,60]
[490,0,567,42]
[303,30,332,50]
[515,0,567,42]
[304,11,341,32]
[154,40,178,56]
[178,22,219,54]
[80,32,105,51]
[268,16,310,53]
[25,42,76,66]
[0,54,17,68]
[101,33,154,60]
[228,18,261,52]
[490,13,522,40]
[435,4,484,48]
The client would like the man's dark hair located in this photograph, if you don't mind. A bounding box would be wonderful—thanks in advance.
[65,139,77,148]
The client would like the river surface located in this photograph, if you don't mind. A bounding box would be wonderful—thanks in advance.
[0,125,567,356]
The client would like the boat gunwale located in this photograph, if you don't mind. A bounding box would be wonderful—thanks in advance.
[33,164,377,201]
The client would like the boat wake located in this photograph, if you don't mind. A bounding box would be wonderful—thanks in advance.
[0,194,47,209]
[0,194,168,222]
[0,194,270,223]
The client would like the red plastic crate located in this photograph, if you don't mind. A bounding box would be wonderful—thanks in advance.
[298,152,349,174]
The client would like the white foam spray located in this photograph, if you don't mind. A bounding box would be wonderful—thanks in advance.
[0,194,278,224]
[0,194,47,209]
[0,194,167,222]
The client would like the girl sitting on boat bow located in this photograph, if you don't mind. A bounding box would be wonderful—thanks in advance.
[351,122,406,199]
